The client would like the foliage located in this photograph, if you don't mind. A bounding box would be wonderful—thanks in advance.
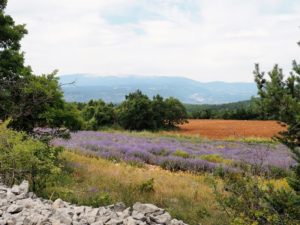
[139,178,155,193]
[164,97,188,127]
[117,90,154,130]
[0,122,63,191]
[186,99,261,120]
[213,173,300,225]
[216,40,300,225]
[81,100,116,130]
[254,50,300,199]
[72,90,187,131]
[173,149,190,158]
[8,72,83,133]
[200,154,232,165]
[0,0,31,121]
[0,2,80,134]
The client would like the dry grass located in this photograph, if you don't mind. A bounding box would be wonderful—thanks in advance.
[43,150,289,225]
[170,119,286,140]
[45,151,227,225]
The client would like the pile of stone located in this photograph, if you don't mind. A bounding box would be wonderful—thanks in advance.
[0,181,187,225]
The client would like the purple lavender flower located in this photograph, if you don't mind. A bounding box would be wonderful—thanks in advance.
[52,131,296,174]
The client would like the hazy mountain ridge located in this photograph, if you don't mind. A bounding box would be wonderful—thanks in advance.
[60,74,257,104]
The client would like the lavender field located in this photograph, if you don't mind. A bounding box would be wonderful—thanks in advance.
[53,131,295,175]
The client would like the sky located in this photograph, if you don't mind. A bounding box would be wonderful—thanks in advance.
[6,0,300,82]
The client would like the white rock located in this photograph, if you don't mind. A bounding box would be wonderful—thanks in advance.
[0,182,188,225]
[7,205,23,214]
[19,181,29,194]
[133,203,161,214]
[151,212,172,224]
[52,199,66,209]
[11,185,20,195]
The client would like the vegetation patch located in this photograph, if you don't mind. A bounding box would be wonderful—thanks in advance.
[199,154,232,165]
[173,150,190,158]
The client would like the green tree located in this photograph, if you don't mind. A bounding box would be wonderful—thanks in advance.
[81,100,115,130]
[0,1,81,134]
[117,90,154,130]
[214,40,300,225]
[164,97,188,127]
[152,94,166,129]
[254,61,300,196]
[0,0,32,120]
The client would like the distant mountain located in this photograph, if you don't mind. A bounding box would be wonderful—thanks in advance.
[60,74,257,104]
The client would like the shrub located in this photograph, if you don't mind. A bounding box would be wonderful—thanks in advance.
[139,178,155,193]
[0,122,63,191]
[213,173,300,224]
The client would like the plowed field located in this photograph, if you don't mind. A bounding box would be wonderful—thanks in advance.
[174,119,286,139]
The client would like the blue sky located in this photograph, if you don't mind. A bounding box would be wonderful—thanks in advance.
[6,0,300,82]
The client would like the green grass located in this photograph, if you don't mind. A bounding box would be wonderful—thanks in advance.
[199,154,233,165]
[173,149,191,158]
[224,136,278,144]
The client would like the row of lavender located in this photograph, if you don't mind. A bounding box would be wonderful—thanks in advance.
[53,131,295,175]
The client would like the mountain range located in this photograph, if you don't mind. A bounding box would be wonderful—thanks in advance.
[60,74,257,104]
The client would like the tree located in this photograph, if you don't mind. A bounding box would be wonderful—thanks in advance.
[0,0,32,120]
[0,1,80,134]
[254,61,300,196]
[164,97,188,127]
[117,90,154,130]
[214,39,300,225]
[152,94,166,129]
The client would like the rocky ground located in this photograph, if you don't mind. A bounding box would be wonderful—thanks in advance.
[0,181,187,225]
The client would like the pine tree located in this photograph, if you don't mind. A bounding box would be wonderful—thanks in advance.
[254,41,300,199]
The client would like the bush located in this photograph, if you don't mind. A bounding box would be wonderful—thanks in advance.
[139,178,155,193]
[213,173,300,225]
[0,122,63,192]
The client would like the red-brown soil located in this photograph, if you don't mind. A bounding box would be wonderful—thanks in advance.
[172,119,286,140]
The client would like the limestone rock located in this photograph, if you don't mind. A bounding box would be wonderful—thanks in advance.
[0,182,188,225]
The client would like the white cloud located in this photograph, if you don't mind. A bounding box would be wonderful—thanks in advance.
[6,0,300,82]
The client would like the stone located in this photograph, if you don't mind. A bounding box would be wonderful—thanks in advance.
[105,218,123,225]
[113,202,126,212]
[170,219,186,225]
[52,199,66,209]
[0,182,187,225]
[132,211,146,221]
[133,203,162,214]
[10,186,20,195]
[7,205,23,214]
[19,181,29,194]
[151,212,172,224]
[6,217,17,225]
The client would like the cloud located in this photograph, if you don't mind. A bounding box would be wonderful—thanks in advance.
[6,0,300,82]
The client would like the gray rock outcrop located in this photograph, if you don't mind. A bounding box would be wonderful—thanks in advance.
[0,181,187,225]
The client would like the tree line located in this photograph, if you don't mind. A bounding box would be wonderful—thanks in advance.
[185,99,261,120]
[71,90,187,131]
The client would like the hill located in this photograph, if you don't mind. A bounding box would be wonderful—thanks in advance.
[60,74,257,104]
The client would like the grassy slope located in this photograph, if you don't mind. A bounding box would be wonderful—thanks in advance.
[45,131,287,225]
[44,151,227,225]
